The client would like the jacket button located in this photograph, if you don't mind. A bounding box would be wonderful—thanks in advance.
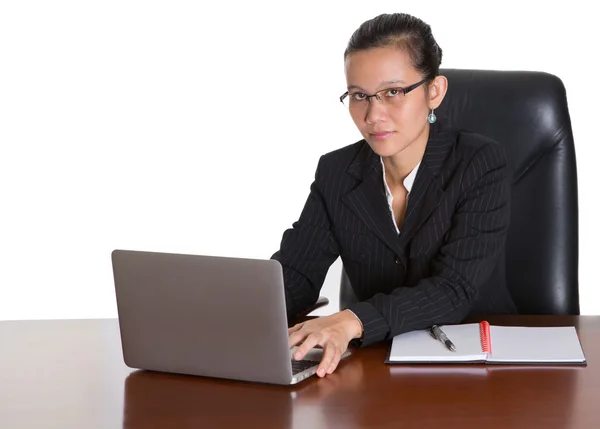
[395,257,401,264]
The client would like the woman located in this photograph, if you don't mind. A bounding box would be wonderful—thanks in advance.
[272,13,517,377]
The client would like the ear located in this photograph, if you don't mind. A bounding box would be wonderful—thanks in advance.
[428,75,448,109]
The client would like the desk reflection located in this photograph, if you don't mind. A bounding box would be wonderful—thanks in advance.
[123,370,294,429]
[291,353,582,429]
[361,363,582,429]
[122,355,359,429]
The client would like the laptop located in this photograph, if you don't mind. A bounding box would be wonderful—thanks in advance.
[111,249,348,385]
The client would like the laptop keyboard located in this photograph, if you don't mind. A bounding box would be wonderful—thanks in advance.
[291,359,319,375]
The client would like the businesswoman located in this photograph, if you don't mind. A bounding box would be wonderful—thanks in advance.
[272,13,517,377]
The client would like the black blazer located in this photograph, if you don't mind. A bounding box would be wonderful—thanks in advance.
[272,122,517,346]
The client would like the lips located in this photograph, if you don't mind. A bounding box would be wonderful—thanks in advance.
[369,131,394,141]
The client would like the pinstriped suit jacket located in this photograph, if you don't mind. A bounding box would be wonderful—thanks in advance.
[272,122,517,346]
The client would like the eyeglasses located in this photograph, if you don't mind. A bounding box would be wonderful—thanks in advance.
[339,78,428,111]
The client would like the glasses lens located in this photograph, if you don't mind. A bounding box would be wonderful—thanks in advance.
[341,95,352,109]
[381,88,405,108]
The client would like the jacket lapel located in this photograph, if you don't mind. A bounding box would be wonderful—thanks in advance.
[397,165,442,250]
[398,126,457,248]
[342,145,407,264]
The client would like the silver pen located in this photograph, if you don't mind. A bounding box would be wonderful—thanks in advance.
[430,325,456,352]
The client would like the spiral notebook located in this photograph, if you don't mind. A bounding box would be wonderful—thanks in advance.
[387,322,586,364]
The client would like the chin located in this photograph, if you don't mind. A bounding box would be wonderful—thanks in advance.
[365,138,404,158]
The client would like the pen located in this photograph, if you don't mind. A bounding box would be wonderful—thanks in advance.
[430,325,456,352]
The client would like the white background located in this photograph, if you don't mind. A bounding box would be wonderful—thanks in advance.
[1,0,597,320]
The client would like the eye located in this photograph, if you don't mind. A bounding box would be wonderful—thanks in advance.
[385,88,401,97]
[351,93,367,101]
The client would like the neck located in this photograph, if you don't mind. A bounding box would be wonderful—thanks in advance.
[382,125,429,187]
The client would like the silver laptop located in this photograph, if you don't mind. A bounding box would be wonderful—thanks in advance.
[111,249,345,385]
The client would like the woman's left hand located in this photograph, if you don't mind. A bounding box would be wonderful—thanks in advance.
[288,310,363,377]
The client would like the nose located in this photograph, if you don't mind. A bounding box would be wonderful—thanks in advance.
[364,97,388,125]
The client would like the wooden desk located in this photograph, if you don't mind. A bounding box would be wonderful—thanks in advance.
[1,316,598,428]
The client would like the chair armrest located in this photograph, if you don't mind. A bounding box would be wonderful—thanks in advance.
[288,296,329,326]
[302,295,329,316]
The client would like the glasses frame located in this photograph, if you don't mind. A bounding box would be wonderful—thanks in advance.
[339,78,428,108]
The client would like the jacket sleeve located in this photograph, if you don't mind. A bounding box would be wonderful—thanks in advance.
[271,156,340,319]
[348,143,511,346]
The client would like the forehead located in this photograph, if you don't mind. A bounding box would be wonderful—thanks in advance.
[344,47,420,89]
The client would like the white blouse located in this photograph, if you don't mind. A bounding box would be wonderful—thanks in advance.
[380,157,421,234]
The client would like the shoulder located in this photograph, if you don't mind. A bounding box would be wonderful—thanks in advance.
[424,125,508,181]
[313,139,370,179]
[319,140,368,166]
[454,129,508,166]
[450,129,510,192]
[430,127,509,192]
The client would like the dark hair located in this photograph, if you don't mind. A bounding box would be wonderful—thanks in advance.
[344,13,442,82]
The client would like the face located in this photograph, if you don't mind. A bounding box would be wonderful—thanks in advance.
[344,46,445,157]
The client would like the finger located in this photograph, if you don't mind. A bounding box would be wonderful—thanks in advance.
[294,333,321,360]
[327,348,342,374]
[288,329,309,349]
[317,343,338,377]
[287,323,303,336]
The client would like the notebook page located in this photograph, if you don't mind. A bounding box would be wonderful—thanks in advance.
[389,323,486,363]
[487,326,586,363]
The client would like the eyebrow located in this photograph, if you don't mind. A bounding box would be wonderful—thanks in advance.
[347,79,407,92]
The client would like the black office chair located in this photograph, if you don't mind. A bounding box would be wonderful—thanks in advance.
[336,69,580,315]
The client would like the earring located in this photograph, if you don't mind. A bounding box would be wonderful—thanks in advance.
[427,109,437,124]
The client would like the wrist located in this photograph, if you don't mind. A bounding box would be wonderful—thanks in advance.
[343,309,364,339]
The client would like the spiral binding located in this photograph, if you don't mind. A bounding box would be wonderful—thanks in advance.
[479,320,492,354]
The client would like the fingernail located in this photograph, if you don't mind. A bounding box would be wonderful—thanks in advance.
[318,369,325,377]
[294,352,301,359]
